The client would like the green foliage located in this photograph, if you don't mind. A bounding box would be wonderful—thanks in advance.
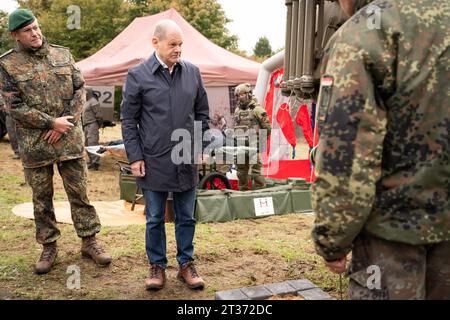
[125,0,239,51]
[170,0,238,50]
[9,0,239,60]
[17,0,53,16]
[253,36,273,58]
[4,0,243,121]
[0,10,16,55]
[16,0,129,60]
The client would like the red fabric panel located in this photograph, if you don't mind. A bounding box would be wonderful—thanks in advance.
[295,104,314,147]
[264,160,312,181]
[264,68,283,123]
[276,103,297,147]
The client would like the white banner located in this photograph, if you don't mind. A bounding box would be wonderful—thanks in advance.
[90,86,115,122]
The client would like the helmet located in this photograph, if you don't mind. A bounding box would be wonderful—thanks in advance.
[85,87,94,100]
[234,83,252,97]
[234,83,253,108]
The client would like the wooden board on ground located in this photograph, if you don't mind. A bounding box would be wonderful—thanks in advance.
[12,200,145,226]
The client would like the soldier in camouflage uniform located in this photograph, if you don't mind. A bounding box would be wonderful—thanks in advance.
[311,0,449,299]
[82,88,103,171]
[0,9,111,274]
[233,83,271,190]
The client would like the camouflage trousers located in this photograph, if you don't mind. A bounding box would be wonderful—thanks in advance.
[24,158,101,244]
[348,232,450,300]
[236,154,266,191]
[83,122,100,165]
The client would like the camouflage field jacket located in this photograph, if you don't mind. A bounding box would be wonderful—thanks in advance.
[311,0,450,261]
[0,40,85,168]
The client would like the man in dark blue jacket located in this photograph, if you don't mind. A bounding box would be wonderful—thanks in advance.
[121,19,210,291]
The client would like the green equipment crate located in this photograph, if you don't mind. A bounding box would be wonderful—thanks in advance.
[195,185,313,223]
[119,173,144,205]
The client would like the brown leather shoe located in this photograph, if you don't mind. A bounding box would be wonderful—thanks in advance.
[35,241,58,275]
[177,262,205,290]
[145,264,166,291]
[81,236,111,266]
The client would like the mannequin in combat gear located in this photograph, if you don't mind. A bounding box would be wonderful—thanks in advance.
[233,83,271,190]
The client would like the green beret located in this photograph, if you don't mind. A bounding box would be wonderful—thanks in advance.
[8,9,36,32]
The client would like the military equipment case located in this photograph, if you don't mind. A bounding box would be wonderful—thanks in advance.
[194,182,312,223]
[119,173,144,204]
[119,170,313,223]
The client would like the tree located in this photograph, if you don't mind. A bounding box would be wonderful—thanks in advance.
[11,0,239,60]
[0,10,16,55]
[17,0,53,16]
[171,0,238,50]
[253,36,273,58]
[16,0,130,60]
[125,0,239,51]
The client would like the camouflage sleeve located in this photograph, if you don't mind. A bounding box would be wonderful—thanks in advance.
[0,66,54,129]
[234,107,240,123]
[310,34,389,261]
[92,100,103,124]
[254,105,272,135]
[62,54,85,122]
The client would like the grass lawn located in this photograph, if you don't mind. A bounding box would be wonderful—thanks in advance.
[0,125,348,300]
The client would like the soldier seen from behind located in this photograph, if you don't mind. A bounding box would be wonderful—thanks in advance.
[0,9,112,274]
[311,0,449,299]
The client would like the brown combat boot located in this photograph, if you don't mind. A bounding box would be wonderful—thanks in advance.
[177,261,205,290]
[145,264,166,291]
[35,241,58,275]
[81,235,112,266]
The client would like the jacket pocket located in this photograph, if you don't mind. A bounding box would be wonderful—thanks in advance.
[15,72,36,99]
[52,66,73,99]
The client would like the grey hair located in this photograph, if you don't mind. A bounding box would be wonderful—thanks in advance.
[153,19,182,40]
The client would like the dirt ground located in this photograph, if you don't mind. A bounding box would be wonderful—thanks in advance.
[0,125,348,300]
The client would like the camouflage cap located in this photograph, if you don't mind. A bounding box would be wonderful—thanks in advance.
[8,9,36,32]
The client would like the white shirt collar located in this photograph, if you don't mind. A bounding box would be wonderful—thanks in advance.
[155,52,176,74]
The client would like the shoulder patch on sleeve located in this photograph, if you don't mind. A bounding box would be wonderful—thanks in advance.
[0,49,14,60]
[321,76,334,87]
[49,43,70,50]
